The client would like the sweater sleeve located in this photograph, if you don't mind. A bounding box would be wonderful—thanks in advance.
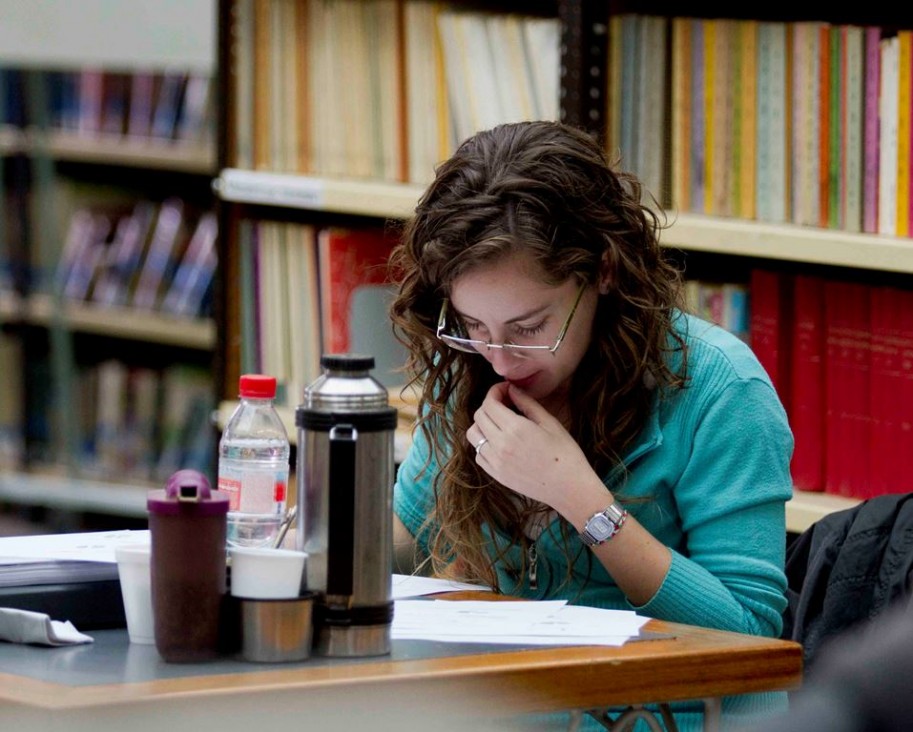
[393,424,439,554]
[634,377,794,637]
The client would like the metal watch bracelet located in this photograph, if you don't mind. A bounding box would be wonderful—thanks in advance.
[580,502,628,547]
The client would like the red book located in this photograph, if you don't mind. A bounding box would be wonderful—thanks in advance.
[749,269,792,409]
[823,280,871,498]
[789,275,826,492]
[869,285,904,496]
[317,227,398,354]
[895,289,913,492]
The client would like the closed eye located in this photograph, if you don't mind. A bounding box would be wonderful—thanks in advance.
[513,322,546,338]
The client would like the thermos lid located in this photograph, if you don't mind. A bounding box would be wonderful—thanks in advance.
[302,353,390,412]
[147,469,230,517]
[320,354,375,371]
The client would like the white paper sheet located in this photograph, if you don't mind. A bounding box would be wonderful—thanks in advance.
[392,599,650,646]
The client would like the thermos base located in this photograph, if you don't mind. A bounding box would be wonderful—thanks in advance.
[315,623,391,657]
[314,600,393,657]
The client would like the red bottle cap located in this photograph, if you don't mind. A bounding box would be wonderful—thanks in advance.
[239,374,277,399]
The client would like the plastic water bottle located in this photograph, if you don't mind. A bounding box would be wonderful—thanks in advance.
[218,374,290,548]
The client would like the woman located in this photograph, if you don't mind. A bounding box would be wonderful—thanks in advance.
[389,120,793,730]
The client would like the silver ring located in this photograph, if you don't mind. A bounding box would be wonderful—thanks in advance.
[475,437,489,455]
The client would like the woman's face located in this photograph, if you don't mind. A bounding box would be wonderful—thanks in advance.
[447,251,599,408]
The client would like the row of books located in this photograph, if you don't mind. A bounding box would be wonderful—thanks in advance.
[608,16,911,237]
[235,219,406,407]
[750,270,913,500]
[683,279,750,343]
[0,67,215,144]
[232,0,559,184]
[54,198,217,319]
[11,359,214,484]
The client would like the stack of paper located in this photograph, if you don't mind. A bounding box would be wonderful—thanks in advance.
[392,599,649,647]
[0,530,148,587]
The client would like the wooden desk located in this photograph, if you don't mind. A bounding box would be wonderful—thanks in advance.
[0,611,801,732]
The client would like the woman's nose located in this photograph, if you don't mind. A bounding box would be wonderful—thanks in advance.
[486,347,522,376]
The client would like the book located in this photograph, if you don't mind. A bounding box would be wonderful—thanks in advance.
[878,35,899,236]
[160,211,218,318]
[93,359,129,475]
[789,275,826,492]
[842,25,865,234]
[823,280,871,498]
[736,19,758,221]
[748,269,792,408]
[174,73,213,142]
[862,26,882,234]
[869,285,902,497]
[318,226,397,355]
[404,0,447,184]
[131,198,188,311]
[896,31,911,237]
[283,223,321,401]
[150,71,187,140]
[669,17,692,213]
[91,200,157,308]
[126,71,157,139]
[100,71,130,136]
[689,18,706,213]
[76,68,104,137]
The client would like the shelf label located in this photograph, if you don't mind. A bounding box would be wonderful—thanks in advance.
[217,169,325,209]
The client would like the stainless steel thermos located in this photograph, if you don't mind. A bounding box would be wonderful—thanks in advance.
[295,354,398,656]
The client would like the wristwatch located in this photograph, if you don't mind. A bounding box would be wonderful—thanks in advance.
[580,502,628,546]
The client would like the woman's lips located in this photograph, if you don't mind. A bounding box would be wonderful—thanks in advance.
[508,373,537,390]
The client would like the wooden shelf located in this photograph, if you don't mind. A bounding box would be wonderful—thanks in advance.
[215,169,426,219]
[26,294,215,349]
[0,469,149,518]
[215,172,913,273]
[4,127,215,173]
[664,213,913,274]
[32,131,216,174]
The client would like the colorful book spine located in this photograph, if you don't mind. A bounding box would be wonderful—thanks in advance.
[896,30,911,237]
[703,19,716,214]
[878,35,899,236]
[670,17,692,212]
[738,20,758,221]
[843,25,865,234]
[826,25,841,230]
[815,24,829,229]
[862,26,882,234]
[689,18,706,213]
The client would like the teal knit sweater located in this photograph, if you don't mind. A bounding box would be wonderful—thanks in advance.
[394,313,795,730]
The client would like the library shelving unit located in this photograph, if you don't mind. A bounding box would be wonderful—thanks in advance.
[214,1,913,533]
[0,0,218,525]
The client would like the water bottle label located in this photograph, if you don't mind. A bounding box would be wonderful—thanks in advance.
[218,466,287,513]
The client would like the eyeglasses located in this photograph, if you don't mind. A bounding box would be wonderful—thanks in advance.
[436,281,587,357]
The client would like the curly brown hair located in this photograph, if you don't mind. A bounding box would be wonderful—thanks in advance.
[388,121,687,591]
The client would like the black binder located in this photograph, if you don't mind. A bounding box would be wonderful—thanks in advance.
[0,579,126,630]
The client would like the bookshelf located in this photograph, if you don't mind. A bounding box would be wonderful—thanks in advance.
[0,0,219,524]
[214,1,913,532]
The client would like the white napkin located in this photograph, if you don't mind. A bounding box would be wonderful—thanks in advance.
[0,607,94,646]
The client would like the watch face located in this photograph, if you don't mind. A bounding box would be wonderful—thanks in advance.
[588,514,613,540]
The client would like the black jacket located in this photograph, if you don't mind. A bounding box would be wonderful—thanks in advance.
[782,492,913,671]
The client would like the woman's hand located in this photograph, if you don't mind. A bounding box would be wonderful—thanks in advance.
[466,382,605,517]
